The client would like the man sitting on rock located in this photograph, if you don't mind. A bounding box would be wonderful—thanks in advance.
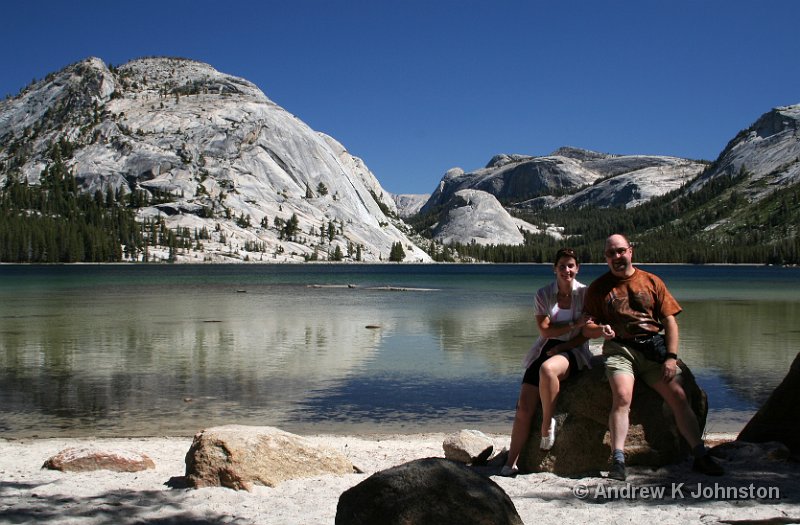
[582,233,724,481]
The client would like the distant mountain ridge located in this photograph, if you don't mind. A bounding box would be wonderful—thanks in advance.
[422,148,706,212]
[414,147,706,246]
[406,102,799,256]
[1,56,798,263]
[416,103,800,263]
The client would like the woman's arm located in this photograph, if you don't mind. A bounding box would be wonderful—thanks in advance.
[536,314,586,339]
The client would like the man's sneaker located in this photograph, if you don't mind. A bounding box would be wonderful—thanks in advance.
[499,465,518,477]
[692,454,724,476]
[608,460,626,481]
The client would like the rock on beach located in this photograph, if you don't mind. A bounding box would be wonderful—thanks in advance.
[184,425,356,491]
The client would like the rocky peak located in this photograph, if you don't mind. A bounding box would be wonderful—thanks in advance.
[119,57,260,96]
[753,105,800,139]
[0,57,430,263]
[690,103,800,198]
[0,57,116,155]
[485,153,534,169]
[549,146,612,161]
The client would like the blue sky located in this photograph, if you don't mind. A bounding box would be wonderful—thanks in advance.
[2,1,799,194]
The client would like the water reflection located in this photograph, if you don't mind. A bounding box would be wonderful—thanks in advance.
[0,284,390,436]
[680,299,800,428]
[0,265,798,437]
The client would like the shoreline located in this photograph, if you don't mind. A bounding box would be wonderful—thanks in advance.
[0,414,750,442]
[2,431,797,525]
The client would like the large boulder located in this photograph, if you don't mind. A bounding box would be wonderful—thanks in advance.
[737,351,800,455]
[336,457,522,525]
[184,425,355,490]
[519,359,707,475]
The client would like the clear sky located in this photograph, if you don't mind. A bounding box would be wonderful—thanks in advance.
[2,1,799,194]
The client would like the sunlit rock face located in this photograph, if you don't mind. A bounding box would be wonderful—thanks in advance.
[0,56,430,262]
[688,104,800,198]
[538,155,705,209]
[392,193,429,218]
[430,189,546,246]
[422,147,706,214]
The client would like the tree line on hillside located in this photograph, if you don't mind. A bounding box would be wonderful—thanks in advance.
[3,146,798,264]
[0,145,193,263]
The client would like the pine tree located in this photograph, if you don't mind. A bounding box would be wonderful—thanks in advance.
[389,242,405,262]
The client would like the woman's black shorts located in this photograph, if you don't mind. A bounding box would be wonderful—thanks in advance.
[522,339,578,386]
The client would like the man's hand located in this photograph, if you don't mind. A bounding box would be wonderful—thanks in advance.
[662,358,678,382]
[600,324,615,340]
[582,318,615,340]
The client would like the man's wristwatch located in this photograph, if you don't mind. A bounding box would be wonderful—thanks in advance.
[665,352,679,361]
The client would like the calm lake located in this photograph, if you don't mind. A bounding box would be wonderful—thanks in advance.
[1,263,798,438]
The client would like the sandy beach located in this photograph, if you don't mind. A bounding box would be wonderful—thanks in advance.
[1,431,798,525]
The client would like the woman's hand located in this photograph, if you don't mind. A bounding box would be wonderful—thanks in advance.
[600,324,615,340]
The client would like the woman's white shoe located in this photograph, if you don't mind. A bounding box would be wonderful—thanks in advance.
[539,418,556,450]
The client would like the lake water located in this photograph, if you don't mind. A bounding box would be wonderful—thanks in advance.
[1,264,798,438]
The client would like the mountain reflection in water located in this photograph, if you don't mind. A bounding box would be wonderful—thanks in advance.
[0,264,797,437]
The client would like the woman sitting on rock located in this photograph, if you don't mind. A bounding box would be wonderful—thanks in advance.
[501,247,592,476]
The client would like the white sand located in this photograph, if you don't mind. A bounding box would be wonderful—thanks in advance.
[1,432,798,525]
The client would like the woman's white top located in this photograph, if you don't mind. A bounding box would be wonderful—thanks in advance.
[521,279,592,370]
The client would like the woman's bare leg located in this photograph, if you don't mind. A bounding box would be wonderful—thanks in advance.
[539,354,570,436]
[505,383,541,468]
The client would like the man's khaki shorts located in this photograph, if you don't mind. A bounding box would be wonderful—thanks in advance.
[603,338,681,386]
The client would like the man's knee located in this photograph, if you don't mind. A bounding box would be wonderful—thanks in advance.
[612,392,633,410]
[610,376,634,409]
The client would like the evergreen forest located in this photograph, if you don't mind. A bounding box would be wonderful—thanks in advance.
[0,145,194,263]
[2,145,799,265]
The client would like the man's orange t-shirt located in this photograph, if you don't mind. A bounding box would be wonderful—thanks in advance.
[584,268,682,339]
